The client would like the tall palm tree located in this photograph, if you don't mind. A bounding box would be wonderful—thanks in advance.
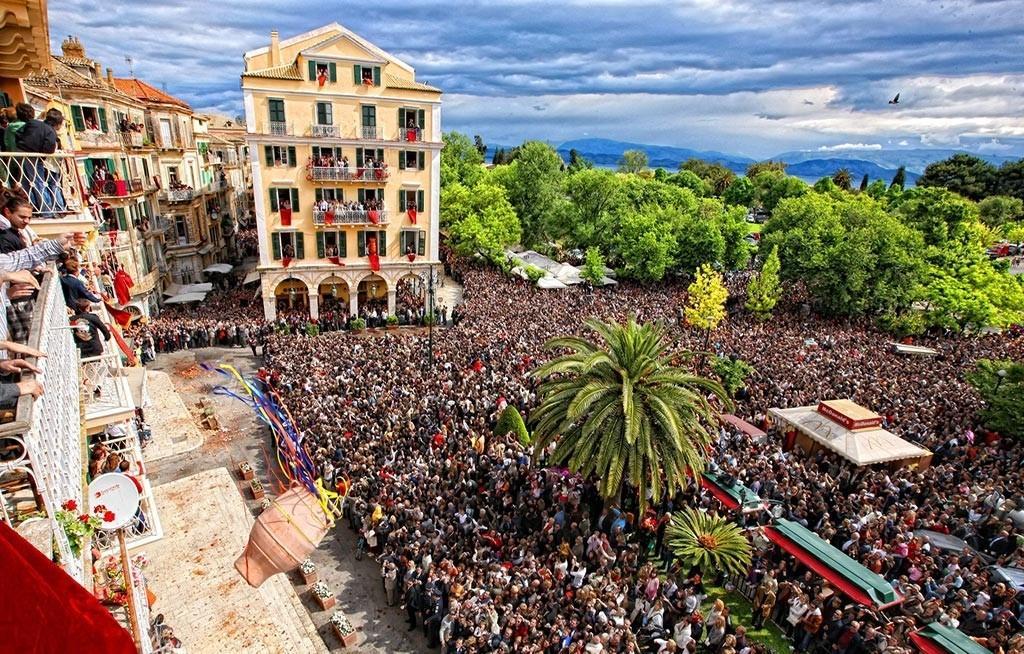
[531,318,730,510]
[665,508,752,576]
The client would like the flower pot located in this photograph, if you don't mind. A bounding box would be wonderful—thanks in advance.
[332,624,358,647]
[301,569,317,585]
[239,463,254,481]
[315,593,335,610]
[251,483,265,500]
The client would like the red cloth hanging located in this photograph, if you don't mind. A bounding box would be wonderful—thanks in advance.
[112,327,138,366]
[407,253,416,262]
[282,257,292,268]
[324,211,335,225]
[327,256,345,267]
[0,521,136,654]
[317,72,328,87]
[103,302,133,328]
[375,168,384,180]
[407,208,417,224]
[368,210,379,225]
[279,207,292,226]
[406,129,418,142]
[367,235,380,272]
[108,229,118,247]
[113,269,134,306]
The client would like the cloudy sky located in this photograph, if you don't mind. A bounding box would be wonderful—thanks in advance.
[49,0,1024,158]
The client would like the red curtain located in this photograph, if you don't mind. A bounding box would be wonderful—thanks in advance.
[0,522,136,653]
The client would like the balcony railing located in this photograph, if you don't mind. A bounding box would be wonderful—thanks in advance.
[0,152,87,217]
[0,269,87,584]
[313,209,388,226]
[360,126,379,140]
[119,131,144,148]
[97,232,132,252]
[77,130,120,148]
[91,423,162,551]
[311,124,340,138]
[164,188,194,203]
[92,177,145,198]
[81,353,134,424]
[269,121,289,136]
[307,164,390,183]
[399,127,423,142]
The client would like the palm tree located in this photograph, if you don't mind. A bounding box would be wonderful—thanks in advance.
[531,318,730,510]
[665,508,752,576]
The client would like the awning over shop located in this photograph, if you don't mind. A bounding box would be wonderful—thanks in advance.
[719,413,767,439]
[909,623,991,654]
[163,282,213,296]
[702,471,760,511]
[203,263,233,274]
[242,271,260,286]
[198,244,214,255]
[764,518,903,609]
[164,292,207,305]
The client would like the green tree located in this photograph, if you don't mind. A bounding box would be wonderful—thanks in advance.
[567,148,594,173]
[494,405,531,445]
[745,245,782,319]
[473,134,487,157]
[491,147,505,165]
[672,204,726,274]
[754,171,808,213]
[722,176,756,207]
[665,508,752,576]
[917,153,997,201]
[441,182,521,262]
[441,131,484,188]
[612,207,676,281]
[833,168,853,191]
[995,159,1024,201]
[859,174,869,192]
[653,167,669,181]
[866,179,888,199]
[891,166,907,190]
[895,186,981,248]
[618,149,649,174]
[669,169,711,197]
[531,318,729,508]
[710,355,755,397]
[558,168,622,249]
[746,160,787,178]
[489,141,565,247]
[966,359,1024,440]
[581,247,606,286]
[978,195,1024,227]
[685,264,729,360]
[680,159,736,195]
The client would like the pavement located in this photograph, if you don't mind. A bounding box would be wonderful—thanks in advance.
[141,347,428,653]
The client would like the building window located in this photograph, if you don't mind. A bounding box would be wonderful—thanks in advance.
[399,151,425,170]
[316,231,346,258]
[316,102,333,126]
[308,61,337,84]
[71,105,107,132]
[268,99,286,123]
[353,65,381,86]
[398,189,425,212]
[361,105,376,128]
[270,231,304,260]
[159,118,173,145]
[400,229,426,257]
[268,188,299,213]
[314,188,343,204]
[174,215,189,244]
[263,145,296,167]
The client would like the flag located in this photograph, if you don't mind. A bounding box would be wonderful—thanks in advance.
[104,302,133,328]
[368,210,379,225]
[327,256,344,267]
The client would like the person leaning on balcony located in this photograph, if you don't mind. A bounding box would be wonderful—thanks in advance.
[59,254,102,310]
[6,104,57,217]
[0,187,31,253]
[71,298,111,358]
[0,338,44,406]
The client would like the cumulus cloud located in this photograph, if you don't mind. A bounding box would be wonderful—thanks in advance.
[817,143,883,151]
[47,0,1024,157]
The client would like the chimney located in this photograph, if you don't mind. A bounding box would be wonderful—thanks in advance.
[269,30,280,67]
[106,67,114,87]
[93,62,101,81]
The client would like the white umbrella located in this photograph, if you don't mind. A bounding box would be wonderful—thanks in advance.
[242,271,260,285]
[179,282,213,294]
[164,292,208,304]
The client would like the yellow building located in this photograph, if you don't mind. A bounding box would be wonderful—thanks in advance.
[241,23,441,320]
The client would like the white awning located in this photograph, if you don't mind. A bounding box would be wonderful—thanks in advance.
[162,283,182,297]
[164,292,208,305]
[179,282,213,294]
[198,244,214,255]
[889,342,938,357]
[203,263,234,274]
[242,271,260,285]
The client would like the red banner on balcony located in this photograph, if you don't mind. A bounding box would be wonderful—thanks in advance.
[325,211,334,225]
[407,253,416,262]
[327,256,345,267]
[113,269,134,306]
[108,229,118,247]
[279,207,292,226]
[317,72,328,87]
[367,235,380,272]
[282,257,292,268]
[406,129,418,142]
[368,210,379,225]
[407,207,417,224]
[374,168,384,181]
[104,302,133,328]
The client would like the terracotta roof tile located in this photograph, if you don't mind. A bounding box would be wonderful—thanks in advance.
[112,77,191,109]
[384,73,440,93]
[241,63,303,81]
[25,56,102,90]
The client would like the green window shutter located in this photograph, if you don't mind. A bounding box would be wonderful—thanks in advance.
[417,190,424,211]
[108,158,117,176]
[316,232,325,258]
[295,232,305,259]
[417,109,425,129]
[399,152,406,170]
[272,232,281,259]
[356,148,363,165]
[353,65,362,84]
[315,188,323,203]
[264,145,273,166]
[418,151,425,170]
[397,190,404,208]
[328,62,337,83]
[357,188,365,203]
[376,148,384,162]
[83,159,95,180]
[290,188,299,212]
[98,107,108,132]
[418,231,426,256]
[372,66,381,86]
[71,105,85,132]
[398,108,406,128]
[334,147,343,159]
[308,60,317,81]
[287,146,296,167]
[378,230,387,255]
[357,231,366,256]
[116,208,128,230]
[338,231,347,257]
[269,188,278,211]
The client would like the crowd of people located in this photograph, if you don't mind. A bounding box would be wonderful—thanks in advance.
[313,196,386,216]
[256,252,1021,654]
[308,151,389,180]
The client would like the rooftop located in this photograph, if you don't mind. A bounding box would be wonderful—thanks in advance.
[112,77,191,110]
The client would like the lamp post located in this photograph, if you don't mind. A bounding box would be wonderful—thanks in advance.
[996,368,1008,391]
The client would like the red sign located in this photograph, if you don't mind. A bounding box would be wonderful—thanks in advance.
[816,402,882,431]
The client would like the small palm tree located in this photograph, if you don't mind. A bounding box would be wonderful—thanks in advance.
[531,318,730,510]
[665,508,752,576]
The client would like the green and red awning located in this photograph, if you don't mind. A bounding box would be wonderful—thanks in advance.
[909,623,991,654]
[764,518,903,610]
[701,471,760,511]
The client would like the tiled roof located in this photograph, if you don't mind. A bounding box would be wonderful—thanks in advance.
[24,56,102,90]
[241,62,303,80]
[112,77,191,109]
[384,73,440,94]
[54,55,96,68]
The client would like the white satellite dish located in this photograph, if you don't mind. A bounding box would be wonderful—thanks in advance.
[87,473,141,531]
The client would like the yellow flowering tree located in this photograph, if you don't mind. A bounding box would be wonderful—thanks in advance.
[685,264,729,368]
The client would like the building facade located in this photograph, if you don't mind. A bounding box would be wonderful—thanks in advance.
[241,23,441,320]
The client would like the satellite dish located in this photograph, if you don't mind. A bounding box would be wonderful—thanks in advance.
[88,473,141,531]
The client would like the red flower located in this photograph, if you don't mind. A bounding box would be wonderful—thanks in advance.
[93,504,107,513]
[103,511,116,523]
[78,514,90,523]
[62,499,77,511]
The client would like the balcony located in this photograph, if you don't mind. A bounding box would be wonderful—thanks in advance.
[360,126,379,140]
[97,232,132,253]
[269,121,289,136]
[307,163,390,183]
[311,124,340,138]
[77,129,120,149]
[0,269,88,585]
[119,130,144,148]
[399,127,423,143]
[81,353,135,427]
[92,177,146,199]
[0,152,88,218]
[313,209,388,226]
[164,188,195,203]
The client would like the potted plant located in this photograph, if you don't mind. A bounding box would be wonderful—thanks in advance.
[385,315,399,330]
[350,317,367,332]
[250,479,265,500]
[299,558,317,585]
[238,461,254,481]
[311,580,335,610]
[259,497,272,513]
[330,612,358,647]
[55,499,111,558]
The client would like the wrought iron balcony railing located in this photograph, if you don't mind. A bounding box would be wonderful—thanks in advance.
[311,124,340,138]
[164,188,194,203]
[0,152,88,218]
[313,209,388,226]
[307,164,390,183]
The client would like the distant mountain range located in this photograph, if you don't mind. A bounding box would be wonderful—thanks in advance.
[485,138,1022,186]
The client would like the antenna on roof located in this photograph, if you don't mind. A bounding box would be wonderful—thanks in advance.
[161,82,168,91]
[124,56,134,77]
